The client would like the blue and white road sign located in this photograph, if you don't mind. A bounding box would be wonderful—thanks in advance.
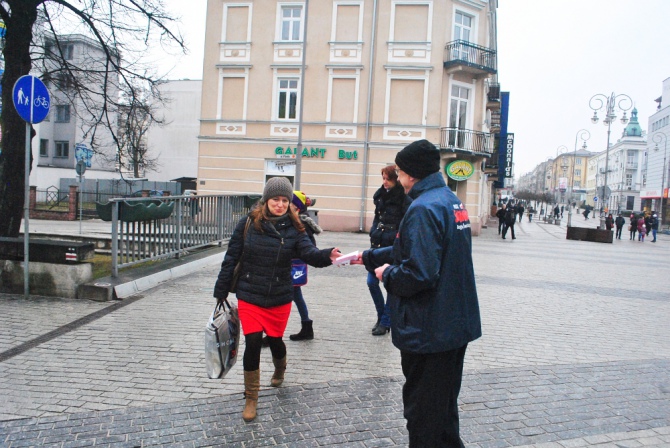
[594,196,598,202]
[13,75,50,124]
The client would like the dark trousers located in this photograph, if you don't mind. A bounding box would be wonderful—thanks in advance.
[502,223,515,239]
[401,345,468,448]
[615,226,623,239]
[498,220,504,234]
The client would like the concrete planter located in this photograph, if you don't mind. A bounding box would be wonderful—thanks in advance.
[0,260,93,298]
[566,226,613,243]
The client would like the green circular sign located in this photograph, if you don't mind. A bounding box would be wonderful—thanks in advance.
[445,160,474,181]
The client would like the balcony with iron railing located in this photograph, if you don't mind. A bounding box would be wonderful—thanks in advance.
[443,40,497,76]
[625,162,638,170]
[440,127,494,155]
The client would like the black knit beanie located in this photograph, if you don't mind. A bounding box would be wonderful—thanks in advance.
[394,139,440,179]
[262,177,294,203]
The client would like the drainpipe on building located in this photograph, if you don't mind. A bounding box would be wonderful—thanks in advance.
[294,0,309,189]
[359,0,379,232]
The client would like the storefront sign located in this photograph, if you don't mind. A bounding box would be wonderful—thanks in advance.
[558,177,567,192]
[275,146,358,160]
[640,189,661,199]
[445,160,474,181]
[275,146,326,158]
[338,150,358,160]
[504,133,514,178]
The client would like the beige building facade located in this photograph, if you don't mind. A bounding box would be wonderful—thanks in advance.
[198,0,499,234]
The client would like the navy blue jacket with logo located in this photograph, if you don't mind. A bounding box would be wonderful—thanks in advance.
[362,172,482,354]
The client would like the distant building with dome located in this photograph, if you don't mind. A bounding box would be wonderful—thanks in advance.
[586,106,646,214]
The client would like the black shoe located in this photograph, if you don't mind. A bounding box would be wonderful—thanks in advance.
[371,318,381,332]
[502,237,506,239]
[512,237,516,240]
[290,321,314,341]
[372,325,389,336]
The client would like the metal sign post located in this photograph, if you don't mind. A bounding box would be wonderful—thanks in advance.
[12,75,51,299]
[76,160,87,234]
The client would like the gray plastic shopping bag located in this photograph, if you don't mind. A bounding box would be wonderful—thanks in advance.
[205,299,240,379]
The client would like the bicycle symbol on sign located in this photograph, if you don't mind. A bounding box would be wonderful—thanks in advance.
[33,96,50,109]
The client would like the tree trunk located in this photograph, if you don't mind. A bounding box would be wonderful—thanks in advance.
[0,3,38,237]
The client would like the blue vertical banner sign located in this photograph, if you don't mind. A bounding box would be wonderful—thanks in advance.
[504,133,515,178]
[495,92,510,188]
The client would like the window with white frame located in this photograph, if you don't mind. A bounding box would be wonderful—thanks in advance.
[576,158,582,165]
[454,11,473,42]
[575,169,581,177]
[55,141,69,158]
[280,5,303,41]
[39,139,49,157]
[62,44,74,60]
[277,78,299,120]
[55,105,70,122]
[627,150,635,164]
[625,173,632,186]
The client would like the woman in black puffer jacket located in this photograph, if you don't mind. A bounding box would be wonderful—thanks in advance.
[214,177,340,422]
[367,165,411,336]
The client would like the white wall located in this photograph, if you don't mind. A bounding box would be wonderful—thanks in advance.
[145,79,202,182]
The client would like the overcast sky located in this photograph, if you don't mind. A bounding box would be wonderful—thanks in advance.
[161,0,670,178]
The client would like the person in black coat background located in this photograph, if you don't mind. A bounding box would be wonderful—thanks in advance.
[368,165,411,336]
[496,204,507,235]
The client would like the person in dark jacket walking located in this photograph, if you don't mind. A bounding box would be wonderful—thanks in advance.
[357,139,482,447]
[288,191,320,341]
[615,213,626,239]
[502,205,516,239]
[650,212,659,242]
[630,213,638,240]
[368,165,412,336]
[213,177,340,422]
[605,213,614,231]
[496,204,507,235]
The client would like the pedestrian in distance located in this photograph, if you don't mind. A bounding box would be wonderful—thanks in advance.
[630,213,638,240]
[637,215,646,242]
[605,213,614,231]
[560,205,564,218]
[583,208,590,220]
[554,204,560,219]
[644,213,652,236]
[503,204,516,240]
[528,206,534,222]
[213,177,341,422]
[367,165,412,336]
[496,204,506,235]
[288,191,320,341]
[650,212,659,242]
[615,213,626,240]
[516,203,524,223]
[354,139,482,448]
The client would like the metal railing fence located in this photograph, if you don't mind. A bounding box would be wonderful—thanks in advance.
[110,194,256,277]
[440,127,494,154]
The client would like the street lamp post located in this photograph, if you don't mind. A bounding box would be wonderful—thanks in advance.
[567,129,590,226]
[653,131,669,228]
[589,92,633,215]
[555,145,567,204]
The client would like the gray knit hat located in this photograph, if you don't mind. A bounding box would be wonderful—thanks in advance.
[262,177,294,203]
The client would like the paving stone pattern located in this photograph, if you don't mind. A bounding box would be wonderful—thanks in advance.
[1,215,669,447]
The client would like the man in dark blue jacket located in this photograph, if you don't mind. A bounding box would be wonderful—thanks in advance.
[362,139,481,447]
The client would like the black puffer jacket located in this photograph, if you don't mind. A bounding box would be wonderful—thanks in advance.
[370,184,411,248]
[214,213,333,307]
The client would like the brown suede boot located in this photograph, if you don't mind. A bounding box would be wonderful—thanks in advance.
[242,369,260,422]
[270,356,287,387]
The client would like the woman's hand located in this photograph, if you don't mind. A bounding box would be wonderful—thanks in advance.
[349,251,364,265]
[329,248,342,262]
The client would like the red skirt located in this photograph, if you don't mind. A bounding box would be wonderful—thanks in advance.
[237,299,292,337]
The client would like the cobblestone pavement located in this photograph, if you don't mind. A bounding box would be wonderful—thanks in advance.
[1,215,669,447]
